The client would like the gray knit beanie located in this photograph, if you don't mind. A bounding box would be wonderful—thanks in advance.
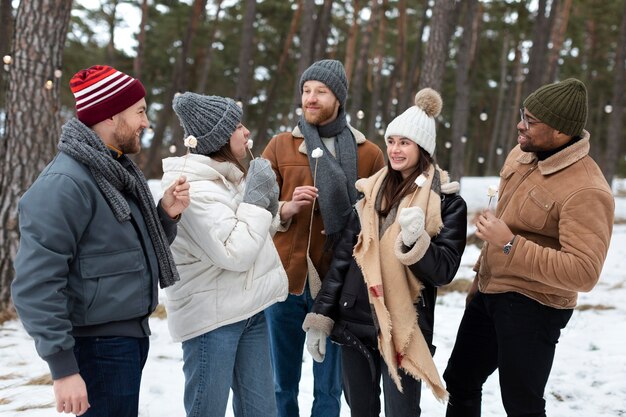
[299,59,348,107]
[172,92,242,155]
[523,78,587,137]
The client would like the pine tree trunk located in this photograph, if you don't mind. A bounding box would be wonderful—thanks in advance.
[0,0,14,107]
[255,0,302,147]
[602,0,626,185]
[133,0,149,79]
[399,0,428,111]
[348,0,379,123]
[313,0,333,61]
[382,0,406,125]
[290,0,316,113]
[196,0,224,94]
[144,0,207,179]
[0,0,72,314]
[450,0,479,181]
[235,0,257,119]
[418,0,457,91]
[343,0,360,84]
[367,0,386,139]
[546,0,572,82]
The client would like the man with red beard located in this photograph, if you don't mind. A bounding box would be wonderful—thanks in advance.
[443,78,614,416]
[12,65,190,417]
[262,59,384,417]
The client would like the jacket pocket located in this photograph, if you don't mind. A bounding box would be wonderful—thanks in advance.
[519,186,555,230]
[79,248,147,325]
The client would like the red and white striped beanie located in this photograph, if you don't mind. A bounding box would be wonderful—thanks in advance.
[70,65,146,127]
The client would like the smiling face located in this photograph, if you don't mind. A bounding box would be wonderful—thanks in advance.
[386,135,420,179]
[229,123,250,161]
[517,109,571,153]
[301,80,340,126]
[111,98,149,154]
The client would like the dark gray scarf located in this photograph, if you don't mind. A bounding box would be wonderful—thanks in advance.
[58,117,179,288]
[299,108,358,238]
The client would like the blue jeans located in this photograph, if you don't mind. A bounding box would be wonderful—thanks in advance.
[443,291,572,417]
[74,336,149,417]
[181,311,276,417]
[265,285,342,417]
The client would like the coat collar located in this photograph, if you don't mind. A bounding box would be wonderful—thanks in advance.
[291,123,366,155]
[516,130,591,175]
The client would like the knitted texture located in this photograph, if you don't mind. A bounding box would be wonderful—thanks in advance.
[524,78,588,137]
[243,158,278,213]
[299,59,348,107]
[385,88,443,156]
[70,65,146,127]
[58,118,179,288]
[172,92,242,156]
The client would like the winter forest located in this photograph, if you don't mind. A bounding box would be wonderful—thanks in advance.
[2,0,626,324]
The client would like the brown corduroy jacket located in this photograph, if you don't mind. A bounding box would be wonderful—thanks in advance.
[476,131,614,308]
[262,125,385,295]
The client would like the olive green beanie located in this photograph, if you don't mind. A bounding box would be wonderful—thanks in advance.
[523,78,588,137]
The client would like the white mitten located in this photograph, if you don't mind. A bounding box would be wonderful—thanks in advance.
[398,206,425,246]
[305,328,327,363]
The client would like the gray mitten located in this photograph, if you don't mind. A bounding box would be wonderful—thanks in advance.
[243,158,278,212]
[267,182,279,217]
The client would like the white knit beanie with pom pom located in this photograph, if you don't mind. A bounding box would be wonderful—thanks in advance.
[384,88,443,156]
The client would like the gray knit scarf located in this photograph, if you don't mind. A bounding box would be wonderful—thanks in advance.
[58,117,180,288]
[299,108,358,238]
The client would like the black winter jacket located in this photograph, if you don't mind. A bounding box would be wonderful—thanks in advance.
[311,192,467,351]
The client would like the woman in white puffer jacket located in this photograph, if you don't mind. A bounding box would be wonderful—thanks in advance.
[161,92,287,417]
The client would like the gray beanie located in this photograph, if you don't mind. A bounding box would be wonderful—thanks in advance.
[172,92,242,155]
[299,59,348,107]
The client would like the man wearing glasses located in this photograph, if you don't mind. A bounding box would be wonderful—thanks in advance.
[443,78,614,417]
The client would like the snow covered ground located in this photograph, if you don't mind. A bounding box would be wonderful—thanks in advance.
[1,177,625,417]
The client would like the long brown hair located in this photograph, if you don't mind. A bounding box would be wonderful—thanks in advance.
[209,141,248,177]
[378,145,433,217]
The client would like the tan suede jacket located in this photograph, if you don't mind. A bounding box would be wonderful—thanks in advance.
[476,132,614,308]
[262,125,385,294]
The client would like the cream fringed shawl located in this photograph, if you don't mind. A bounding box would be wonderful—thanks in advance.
[353,165,449,402]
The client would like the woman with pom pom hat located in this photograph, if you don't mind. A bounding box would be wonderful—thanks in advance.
[301,88,468,416]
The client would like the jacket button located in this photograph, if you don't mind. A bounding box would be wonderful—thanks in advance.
[343,302,348,307]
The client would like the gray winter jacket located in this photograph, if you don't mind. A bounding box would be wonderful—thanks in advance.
[12,151,178,379]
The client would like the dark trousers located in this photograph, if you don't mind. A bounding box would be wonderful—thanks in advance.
[341,343,422,417]
[443,291,572,417]
[74,336,150,417]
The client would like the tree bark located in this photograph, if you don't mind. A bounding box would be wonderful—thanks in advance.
[0,0,72,313]
[133,0,149,79]
[348,0,379,123]
[343,0,360,84]
[486,32,510,176]
[602,0,626,185]
[450,0,479,181]
[290,0,316,113]
[235,0,257,119]
[399,0,428,111]
[418,0,457,91]
[367,0,386,140]
[196,0,224,94]
[546,0,572,83]
[104,0,120,66]
[255,0,302,147]
[313,0,333,61]
[382,0,406,124]
[144,0,207,179]
[0,0,14,105]
[525,0,551,95]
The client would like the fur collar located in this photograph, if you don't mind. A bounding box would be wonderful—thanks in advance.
[516,130,591,175]
[291,123,366,155]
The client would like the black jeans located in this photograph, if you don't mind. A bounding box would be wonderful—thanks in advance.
[341,343,422,417]
[443,291,572,417]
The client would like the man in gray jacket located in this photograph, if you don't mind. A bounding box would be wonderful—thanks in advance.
[11,65,190,417]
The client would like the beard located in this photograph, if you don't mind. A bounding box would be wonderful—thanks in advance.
[303,104,337,126]
[113,117,141,154]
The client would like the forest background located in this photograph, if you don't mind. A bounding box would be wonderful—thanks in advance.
[0,0,625,314]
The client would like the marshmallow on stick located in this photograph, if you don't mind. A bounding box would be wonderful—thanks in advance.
[247,139,254,159]
[407,172,429,206]
[487,185,498,209]
[179,135,197,178]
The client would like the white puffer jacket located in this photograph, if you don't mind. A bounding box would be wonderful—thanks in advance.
[161,154,288,343]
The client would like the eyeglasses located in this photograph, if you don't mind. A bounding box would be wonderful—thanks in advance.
[519,108,541,130]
